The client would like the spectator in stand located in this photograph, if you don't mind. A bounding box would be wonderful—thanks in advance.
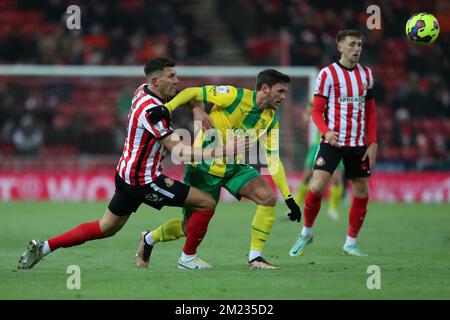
[12,114,43,155]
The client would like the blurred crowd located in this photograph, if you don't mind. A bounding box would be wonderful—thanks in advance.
[0,0,211,65]
[0,0,449,170]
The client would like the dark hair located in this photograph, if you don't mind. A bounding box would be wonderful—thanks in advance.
[256,69,290,91]
[144,57,176,77]
[336,29,364,43]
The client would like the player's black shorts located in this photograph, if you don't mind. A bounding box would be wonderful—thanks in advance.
[313,142,371,179]
[108,173,190,216]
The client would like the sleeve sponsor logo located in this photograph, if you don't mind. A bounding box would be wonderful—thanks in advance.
[154,120,170,136]
[208,86,218,96]
[217,86,231,94]
[154,121,165,132]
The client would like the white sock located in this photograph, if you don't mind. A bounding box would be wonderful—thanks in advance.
[301,226,312,238]
[144,232,155,246]
[248,250,261,261]
[180,252,196,262]
[42,241,51,256]
[344,235,357,247]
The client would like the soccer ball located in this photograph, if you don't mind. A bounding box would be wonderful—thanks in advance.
[405,12,439,45]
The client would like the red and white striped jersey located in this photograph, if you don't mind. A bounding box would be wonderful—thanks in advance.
[314,62,374,147]
[116,84,173,186]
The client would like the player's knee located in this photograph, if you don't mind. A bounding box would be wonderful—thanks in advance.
[354,188,369,198]
[310,184,325,195]
[257,190,277,207]
[181,219,187,235]
[352,180,369,198]
[332,176,340,185]
[310,172,331,195]
[204,196,217,210]
[99,219,125,237]
[101,226,120,237]
[198,196,216,211]
[266,194,277,207]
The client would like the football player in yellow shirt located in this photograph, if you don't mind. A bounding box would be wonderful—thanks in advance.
[136,69,301,269]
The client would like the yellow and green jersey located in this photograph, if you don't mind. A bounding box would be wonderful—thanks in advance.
[166,85,291,199]
[193,85,279,176]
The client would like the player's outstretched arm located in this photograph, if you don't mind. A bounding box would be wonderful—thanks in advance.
[165,87,204,113]
[167,85,239,119]
[159,132,248,164]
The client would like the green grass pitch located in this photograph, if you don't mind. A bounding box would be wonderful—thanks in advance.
[1,201,449,299]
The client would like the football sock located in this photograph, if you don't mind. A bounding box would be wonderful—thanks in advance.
[41,241,51,256]
[183,210,214,255]
[328,184,344,212]
[180,252,196,262]
[344,235,357,247]
[144,232,155,246]
[303,190,323,228]
[248,250,261,261]
[295,182,309,205]
[147,219,185,245]
[47,220,105,251]
[348,196,369,238]
[301,226,313,238]
[250,205,275,253]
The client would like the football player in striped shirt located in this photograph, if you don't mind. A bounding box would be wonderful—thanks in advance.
[294,98,344,221]
[18,57,245,269]
[136,69,302,270]
[289,30,378,257]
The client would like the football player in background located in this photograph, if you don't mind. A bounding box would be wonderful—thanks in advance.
[289,30,377,257]
[294,97,345,221]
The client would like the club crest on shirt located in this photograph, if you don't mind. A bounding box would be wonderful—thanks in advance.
[315,157,325,166]
[260,119,267,129]
[164,177,174,187]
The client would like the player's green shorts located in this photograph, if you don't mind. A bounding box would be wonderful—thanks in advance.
[183,164,260,204]
[305,143,344,170]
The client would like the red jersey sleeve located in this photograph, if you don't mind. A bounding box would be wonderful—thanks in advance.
[144,106,174,139]
[311,95,331,135]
